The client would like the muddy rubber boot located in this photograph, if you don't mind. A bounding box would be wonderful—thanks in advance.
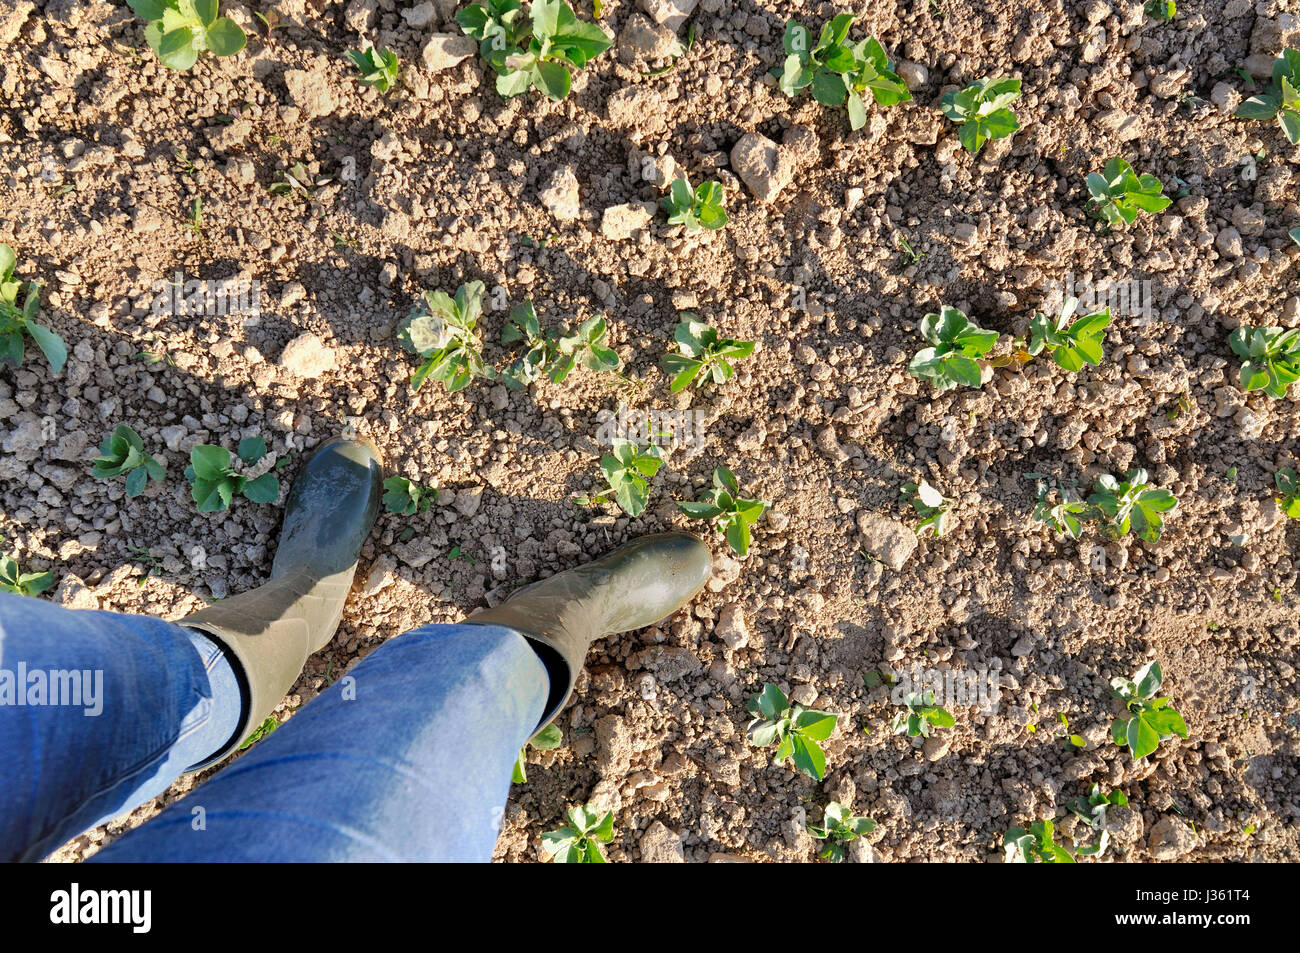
[466,532,712,732]
[182,436,384,768]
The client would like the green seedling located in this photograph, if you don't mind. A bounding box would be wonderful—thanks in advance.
[184,437,280,512]
[0,551,53,596]
[267,161,330,200]
[1275,467,1300,519]
[1110,661,1188,760]
[941,77,1021,153]
[1087,468,1177,543]
[1004,820,1075,863]
[127,0,246,70]
[457,0,612,101]
[512,722,562,783]
[907,305,998,391]
[1229,326,1300,399]
[576,439,663,517]
[346,46,399,93]
[382,476,434,516]
[239,715,278,750]
[549,314,620,382]
[746,682,839,780]
[891,690,955,738]
[92,425,166,498]
[1026,473,1090,539]
[662,176,729,231]
[677,465,770,557]
[0,243,65,374]
[499,300,558,389]
[660,317,754,394]
[1027,297,1112,371]
[541,804,614,863]
[1055,712,1086,749]
[1067,783,1129,858]
[1144,0,1176,20]
[1234,49,1300,145]
[1086,157,1172,226]
[185,197,203,237]
[398,281,488,393]
[807,802,876,862]
[774,15,911,130]
[900,478,950,537]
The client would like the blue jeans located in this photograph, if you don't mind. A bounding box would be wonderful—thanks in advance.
[0,593,549,862]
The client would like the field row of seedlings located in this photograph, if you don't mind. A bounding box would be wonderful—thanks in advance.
[1,0,1297,861]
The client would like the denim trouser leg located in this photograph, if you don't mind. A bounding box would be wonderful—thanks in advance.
[0,593,243,862]
[92,622,549,862]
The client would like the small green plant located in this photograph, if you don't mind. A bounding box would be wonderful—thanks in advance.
[1087,468,1177,543]
[267,161,330,201]
[659,317,754,394]
[457,0,612,101]
[907,306,998,391]
[0,243,65,374]
[807,802,876,862]
[184,437,280,512]
[1275,467,1300,519]
[512,722,563,783]
[1086,157,1172,226]
[677,465,770,557]
[92,425,166,498]
[0,550,53,596]
[1067,783,1129,858]
[185,197,203,238]
[773,15,911,130]
[746,682,838,780]
[1110,661,1188,760]
[1234,49,1300,145]
[397,281,488,393]
[576,439,663,517]
[126,0,246,70]
[1144,0,1176,21]
[900,478,950,537]
[1026,473,1090,539]
[941,77,1021,153]
[662,176,728,231]
[238,715,279,751]
[382,476,434,516]
[891,690,955,738]
[549,314,620,382]
[1004,820,1075,863]
[499,300,557,389]
[346,46,399,93]
[1027,297,1112,371]
[1229,326,1300,399]
[541,804,614,863]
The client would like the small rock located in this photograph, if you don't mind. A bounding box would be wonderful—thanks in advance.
[1148,816,1197,860]
[855,514,917,571]
[639,821,685,862]
[422,34,476,71]
[601,202,654,240]
[539,167,581,222]
[454,486,484,517]
[729,132,793,203]
[279,332,337,379]
[716,604,749,649]
[283,69,336,118]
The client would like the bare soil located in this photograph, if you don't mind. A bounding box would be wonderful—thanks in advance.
[2,0,1297,862]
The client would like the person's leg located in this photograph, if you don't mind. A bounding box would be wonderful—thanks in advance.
[92,622,547,862]
[0,594,243,862]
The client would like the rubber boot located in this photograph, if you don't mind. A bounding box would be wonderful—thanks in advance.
[466,532,713,733]
[182,436,384,768]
